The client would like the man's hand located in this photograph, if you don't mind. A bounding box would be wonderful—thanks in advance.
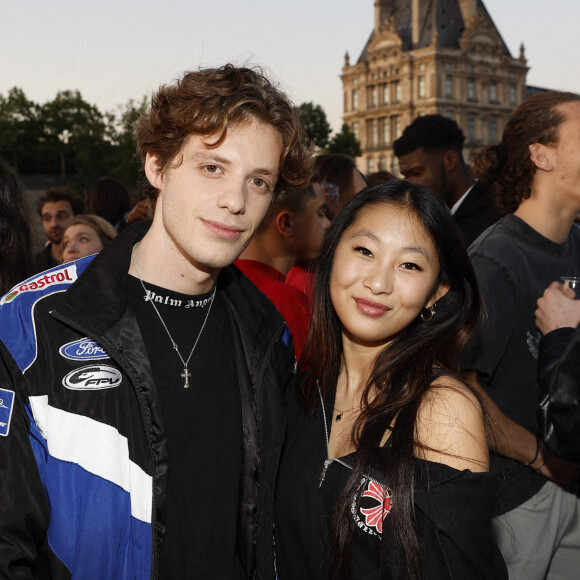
[535,281,580,334]
[126,198,150,226]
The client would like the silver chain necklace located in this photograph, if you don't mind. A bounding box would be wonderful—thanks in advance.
[131,243,216,389]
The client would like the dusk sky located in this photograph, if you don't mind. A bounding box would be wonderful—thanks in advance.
[2,0,579,132]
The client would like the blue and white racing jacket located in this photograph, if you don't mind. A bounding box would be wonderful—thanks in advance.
[0,223,295,579]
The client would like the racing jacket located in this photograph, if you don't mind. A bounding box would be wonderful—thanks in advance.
[0,223,295,579]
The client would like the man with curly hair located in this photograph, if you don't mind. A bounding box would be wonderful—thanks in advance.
[461,91,580,579]
[0,64,312,578]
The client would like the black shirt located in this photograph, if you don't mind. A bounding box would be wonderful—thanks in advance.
[127,274,244,578]
[274,389,507,579]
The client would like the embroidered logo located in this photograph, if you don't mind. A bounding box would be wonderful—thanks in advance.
[351,477,392,537]
[0,265,77,305]
[59,338,110,361]
[62,365,122,391]
[0,389,15,436]
[527,330,540,361]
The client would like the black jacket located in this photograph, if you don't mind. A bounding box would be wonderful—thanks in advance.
[0,223,294,579]
[538,324,580,465]
[274,390,507,579]
[455,181,500,247]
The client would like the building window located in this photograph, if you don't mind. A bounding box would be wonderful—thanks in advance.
[418,75,426,99]
[445,75,453,98]
[352,89,359,110]
[371,119,378,146]
[394,81,401,103]
[393,115,401,139]
[446,110,454,119]
[382,83,390,104]
[379,156,387,171]
[489,115,498,142]
[489,81,497,103]
[467,113,476,142]
[468,77,476,101]
[369,85,378,108]
[382,117,390,145]
[352,121,359,140]
[368,158,375,173]
[510,84,517,105]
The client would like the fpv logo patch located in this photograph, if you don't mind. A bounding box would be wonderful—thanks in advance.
[62,365,122,391]
[0,388,15,436]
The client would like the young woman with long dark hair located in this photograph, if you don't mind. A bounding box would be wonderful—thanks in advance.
[274,180,506,579]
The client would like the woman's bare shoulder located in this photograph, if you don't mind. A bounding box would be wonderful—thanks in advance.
[415,376,489,472]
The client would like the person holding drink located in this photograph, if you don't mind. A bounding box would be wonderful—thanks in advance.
[461,91,580,579]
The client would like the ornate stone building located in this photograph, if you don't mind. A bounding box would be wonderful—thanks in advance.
[341,0,528,173]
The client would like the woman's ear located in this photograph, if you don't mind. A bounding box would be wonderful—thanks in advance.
[427,282,450,308]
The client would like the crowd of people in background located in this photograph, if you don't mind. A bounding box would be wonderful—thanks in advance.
[0,64,579,579]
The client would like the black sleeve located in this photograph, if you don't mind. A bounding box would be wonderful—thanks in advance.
[538,327,576,388]
[0,345,51,578]
[538,325,580,464]
[413,468,507,579]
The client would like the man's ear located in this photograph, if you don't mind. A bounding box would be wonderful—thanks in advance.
[443,150,459,172]
[144,153,164,189]
[275,211,294,237]
[529,143,554,172]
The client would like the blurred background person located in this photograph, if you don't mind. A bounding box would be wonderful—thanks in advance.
[0,159,33,295]
[85,177,132,230]
[315,153,367,221]
[61,214,117,263]
[286,154,368,299]
[394,114,499,247]
[34,186,83,271]
[236,179,329,358]
[461,91,580,578]
[366,169,394,187]
[86,176,150,231]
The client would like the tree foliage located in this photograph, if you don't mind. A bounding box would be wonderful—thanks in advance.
[0,87,148,192]
[326,123,362,157]
[296,101,332,150]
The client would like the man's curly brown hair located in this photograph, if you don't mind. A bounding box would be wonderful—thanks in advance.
[135,64,312,200]
[473,91,580,215]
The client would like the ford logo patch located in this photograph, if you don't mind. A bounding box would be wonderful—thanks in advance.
[62,365,122,391]
[59,338,110,361]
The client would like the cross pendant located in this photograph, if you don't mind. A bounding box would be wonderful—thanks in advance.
[335,412,343,421]
[181,367,192,389]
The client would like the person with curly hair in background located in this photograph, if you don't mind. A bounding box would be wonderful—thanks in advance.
[461,91,580,579]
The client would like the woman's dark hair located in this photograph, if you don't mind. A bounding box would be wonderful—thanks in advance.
[86,177,132,227]
[0,159,33,295]
[300,179,481,578]
[473,91,580,215]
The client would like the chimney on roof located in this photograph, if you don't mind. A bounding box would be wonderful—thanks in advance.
[412,0,420,46]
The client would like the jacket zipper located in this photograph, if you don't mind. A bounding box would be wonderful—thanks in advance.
[317,383,383,488]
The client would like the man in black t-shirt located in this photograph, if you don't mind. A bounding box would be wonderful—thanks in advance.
[0,65,312,578]
[461,92,580,579]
